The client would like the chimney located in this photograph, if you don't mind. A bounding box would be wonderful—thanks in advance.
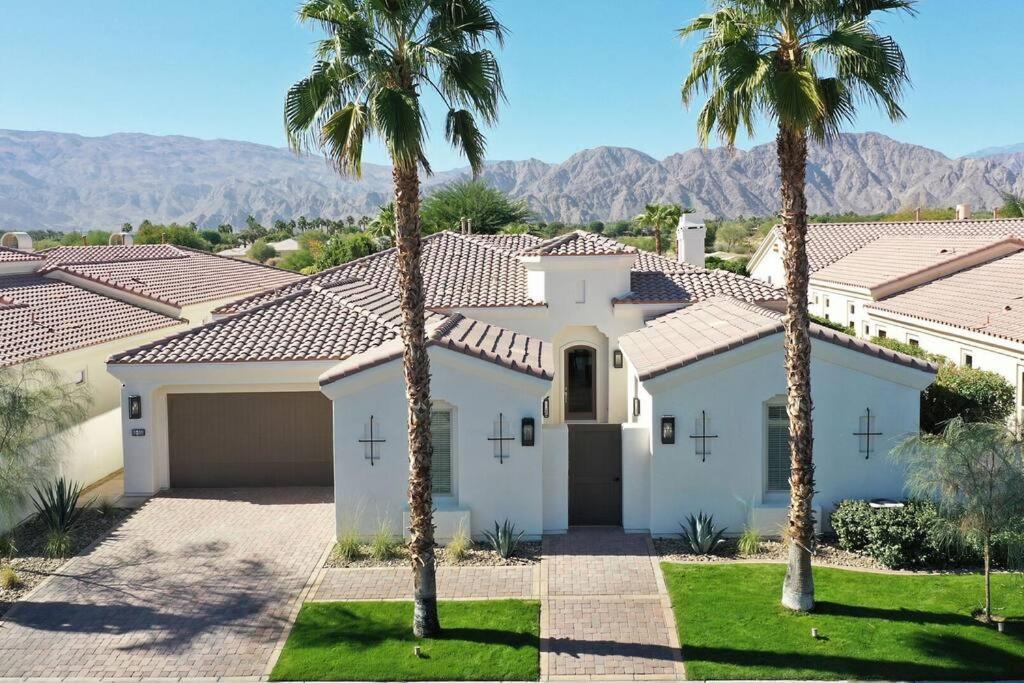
[0,232,34,251]
[109,232,134,247]
[466,218,473,234]
[915,207,921,221]
[956,204,971,221]
[81,235,87,245]
[993,208,999,219]
[676,213,706,268]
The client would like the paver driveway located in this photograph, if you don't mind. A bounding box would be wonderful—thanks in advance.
[0,487,333,679]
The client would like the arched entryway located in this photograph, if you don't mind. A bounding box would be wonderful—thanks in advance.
[564,345,597,420]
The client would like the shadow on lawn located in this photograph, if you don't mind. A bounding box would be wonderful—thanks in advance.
[814,600,977,626]
[290,606,537,651]
[686,632,1024,680]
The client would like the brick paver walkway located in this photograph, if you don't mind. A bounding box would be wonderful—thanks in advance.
[315,565,539,600]
[541,529,684,681]
[0,488,332,679]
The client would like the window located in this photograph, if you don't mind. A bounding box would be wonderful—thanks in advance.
[908,337,919,348]
[863,323,870,336]
[575,279,586,304]
[878,328,887,339]
[825,296,830,308]
[961,350,974,368]
[849,304,856,315]
[766,403,790,492]
[824,313,831,321]
[431,408,453,495]
[813,294,819,305]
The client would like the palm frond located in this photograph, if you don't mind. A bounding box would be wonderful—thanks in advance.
[371,87,426,172]
[445,109,486,176]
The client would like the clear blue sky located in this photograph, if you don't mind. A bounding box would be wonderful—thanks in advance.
[1,1,1021,170]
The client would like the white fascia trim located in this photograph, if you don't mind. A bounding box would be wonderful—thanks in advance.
[520,253,638,272]
[747,231,779,273]
[809,279,873,300]
[439,305,549,319]
[0,261,44,276]
[637,335,781,393]
[812,339,936,390]
[866,308,1024,359]
[107,360,338,385]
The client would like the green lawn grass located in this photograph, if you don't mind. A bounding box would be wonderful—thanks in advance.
[662,563,1024,680]
[270,599,540,681]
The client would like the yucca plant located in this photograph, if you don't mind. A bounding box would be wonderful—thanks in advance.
[680,512,727,555]
[483,519,524,559]
[32,477,88,538]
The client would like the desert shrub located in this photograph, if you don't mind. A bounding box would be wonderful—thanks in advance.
[314,232,378,271]
[335,529,362,562]
[868,335,946,362]
[33,478,87,537]
[737,526,761,555]
[810,313,854,335]
[483,519,524,559]
[94,497,116,518]
[831,500,874,552]
[44,530,75,559]
[704,255,749,276]
[920,364,1015,433]
[865,501,942,569]
[247,239,277,263]
[0,534,16,560]
[0,565,22,590]
[679,511,727,555]
[446,521,471,564]
[369,521,399,561]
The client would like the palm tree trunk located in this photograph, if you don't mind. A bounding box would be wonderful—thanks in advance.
[777,123,815,613]
[393,164,440,637]
[654,226,663,255]
[984,539,992,622]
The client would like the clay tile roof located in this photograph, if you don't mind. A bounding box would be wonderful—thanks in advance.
[519,230,638,257]
[319,313,553,385]
[867,250,1024,345]
[0,274,182,366]
[620,296,937,381]
[215,231,543,315]
[41,245,303,308]
[0,246,44,263]
[781,218,1024,273]
[617,263,785,305]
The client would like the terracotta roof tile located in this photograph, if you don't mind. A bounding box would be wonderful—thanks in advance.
[319,313,553,385]
[618,265,784,304]
[0,246,44,263]
[0,275,182,366]
[41,245,303,308]
[620,296,937,381]
[782,218,1024,273]
[519,230,637,256]
[867,250,1024,345]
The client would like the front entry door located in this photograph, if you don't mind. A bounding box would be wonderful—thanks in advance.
[568,424,622,526]
[564,346,597,420]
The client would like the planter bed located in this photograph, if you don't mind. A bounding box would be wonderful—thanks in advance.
[655,537,884,570]
[325,541,541,568]
[0,507,131,617]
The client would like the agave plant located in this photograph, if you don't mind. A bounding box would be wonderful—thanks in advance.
[32,477,88,537]
[483,519,525,559]
[680,512,727,555]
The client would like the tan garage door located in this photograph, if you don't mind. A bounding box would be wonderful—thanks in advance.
[168,392,333,487]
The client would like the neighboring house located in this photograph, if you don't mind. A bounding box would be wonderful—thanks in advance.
[0,233,303,527]
[109,226,934,539]
[748,214,1024,423]
[219,238,301,258]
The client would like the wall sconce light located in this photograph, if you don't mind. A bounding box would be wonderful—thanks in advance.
[632,397,641,417]
[542,396,550,419]
[128,394,142,420]
[613,350,623,368]
[521,417,535,447]
[661,416,676,444]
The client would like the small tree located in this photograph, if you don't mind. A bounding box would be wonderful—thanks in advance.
[421,180,531,234]
[633,204,682,255]
[921,364,1015,433]
[0,364,88,528]
[894,418,1024,622]
[247,239,277,263]
[314,232,378,271]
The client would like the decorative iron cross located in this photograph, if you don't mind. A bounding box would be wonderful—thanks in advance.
[358,415,386,466]
[487,412,515,464]
[853,407,882,460]
[689,410,718,463]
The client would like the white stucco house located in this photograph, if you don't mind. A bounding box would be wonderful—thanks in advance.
[108,226,935,539]
[0,232,301,529]
[748,214,1024,424]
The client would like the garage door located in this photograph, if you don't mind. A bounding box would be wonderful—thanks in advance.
[168,392,333,487]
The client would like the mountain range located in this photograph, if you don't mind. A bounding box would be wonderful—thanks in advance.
[1,129,1022,231]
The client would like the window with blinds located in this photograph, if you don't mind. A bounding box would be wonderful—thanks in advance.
[766,404,790,492]
[431,409,453,495]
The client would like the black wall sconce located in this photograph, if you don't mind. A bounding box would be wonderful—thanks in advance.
[128,394,142,420]
[632,397,641,417]
[613,350,623,368]
[542,396,550,419]
[521,417,535,447]
[661,416,676,444]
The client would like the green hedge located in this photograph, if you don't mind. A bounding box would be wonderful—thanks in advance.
[921,364,1016,433]
[809,313,854,335]
[832,500,940,569]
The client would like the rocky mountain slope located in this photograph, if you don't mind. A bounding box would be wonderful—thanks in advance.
[1,129,1021,230]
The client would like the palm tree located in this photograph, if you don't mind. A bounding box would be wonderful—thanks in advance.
[680,0,913,612]
[633,204,682,255]
[284,0,506,637]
